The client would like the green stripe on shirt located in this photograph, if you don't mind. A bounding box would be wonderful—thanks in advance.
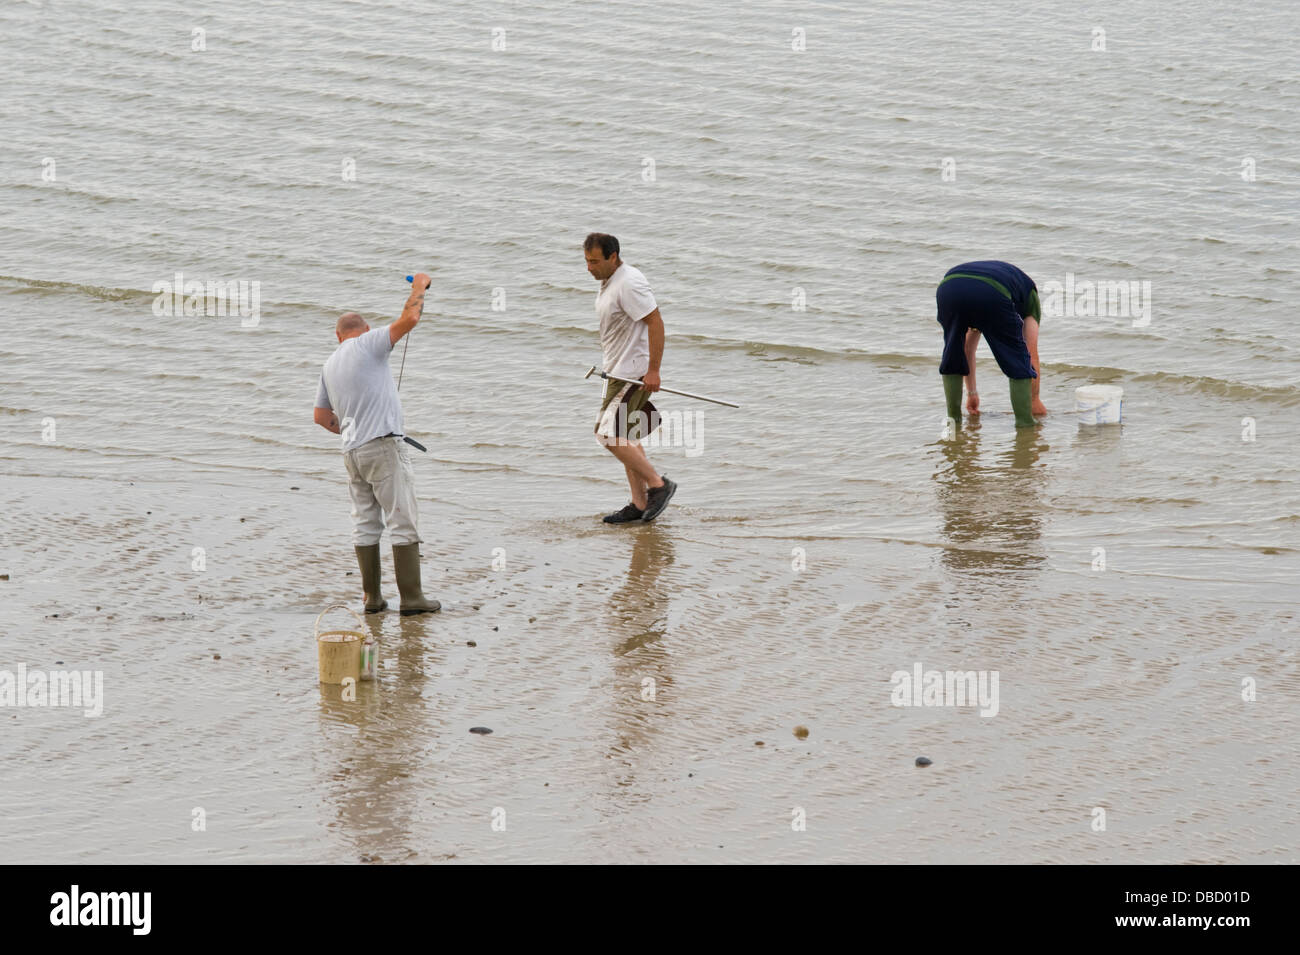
[939,272,1013,300]
[940,272,1042,322]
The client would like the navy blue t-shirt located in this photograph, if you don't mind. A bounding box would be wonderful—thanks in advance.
[942,261,1040,321]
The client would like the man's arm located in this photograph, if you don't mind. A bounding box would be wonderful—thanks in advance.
[389,272,431,347]
[314,407,341,434]
[1023,315,1046,413]
[963,328,980,412]
[642,308,664,392]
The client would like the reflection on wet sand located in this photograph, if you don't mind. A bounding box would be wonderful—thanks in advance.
[316,612,440,863]
[605,525,675,784]
[609,526,675,656]
[935,422,1049,577]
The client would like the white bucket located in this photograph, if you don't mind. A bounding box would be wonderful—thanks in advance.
[1075,385,1124,424]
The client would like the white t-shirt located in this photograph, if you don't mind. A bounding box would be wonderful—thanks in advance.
[315,326,405,452]
[596,262,658,380]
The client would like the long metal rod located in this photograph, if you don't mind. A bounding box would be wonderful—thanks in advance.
[397,275,423,451]
[583,366,740,408]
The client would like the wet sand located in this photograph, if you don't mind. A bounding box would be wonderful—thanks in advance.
[2,463,1295,864]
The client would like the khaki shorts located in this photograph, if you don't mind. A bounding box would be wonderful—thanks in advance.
[595,378,660,442]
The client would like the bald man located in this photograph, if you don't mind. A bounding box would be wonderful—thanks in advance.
[313,274,439,615]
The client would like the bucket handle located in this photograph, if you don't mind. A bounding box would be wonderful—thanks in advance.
[315,603,365,639]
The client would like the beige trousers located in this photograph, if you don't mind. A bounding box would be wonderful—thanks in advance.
[343,436,422,546]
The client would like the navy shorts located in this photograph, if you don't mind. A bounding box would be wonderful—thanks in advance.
[936,276,1036,380]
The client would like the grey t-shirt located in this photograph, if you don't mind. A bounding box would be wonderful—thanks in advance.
[314,326,404,452]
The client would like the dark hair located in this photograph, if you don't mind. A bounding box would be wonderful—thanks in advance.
[583,233,619,258]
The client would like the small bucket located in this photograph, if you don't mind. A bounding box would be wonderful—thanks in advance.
[315,604,364,685]
[1075,385,1124,424]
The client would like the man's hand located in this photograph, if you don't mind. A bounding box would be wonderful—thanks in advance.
[642,369,661,393]
[966,391,980,415]
[411,272,431,293]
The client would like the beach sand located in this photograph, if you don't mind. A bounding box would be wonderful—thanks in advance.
[3,460,1295,863]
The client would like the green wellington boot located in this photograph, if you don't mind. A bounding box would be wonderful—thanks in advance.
[392,542,441,616]
[942,374,964,429]
[354,544,388,613]
[1009,378,1038,429]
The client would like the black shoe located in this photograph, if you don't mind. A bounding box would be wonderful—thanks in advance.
[603,503,645,524]
[641,476,677,522]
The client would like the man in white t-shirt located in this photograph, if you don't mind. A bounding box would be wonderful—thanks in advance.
[584,233,677,524]
[313,274,439,616]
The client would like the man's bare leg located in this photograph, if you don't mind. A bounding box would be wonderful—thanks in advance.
[624,463,649,510]
[603,438,663,510]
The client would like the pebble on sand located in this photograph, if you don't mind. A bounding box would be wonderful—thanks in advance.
[754,741,765,746]
[915,756,933,767]
[793,725,810,739]
[469,726,492,735]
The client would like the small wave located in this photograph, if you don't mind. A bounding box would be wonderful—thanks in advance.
[6,273,1291,402]
[0,274,157,305]
[1055,362,1299,402]
[6,183,140,205]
